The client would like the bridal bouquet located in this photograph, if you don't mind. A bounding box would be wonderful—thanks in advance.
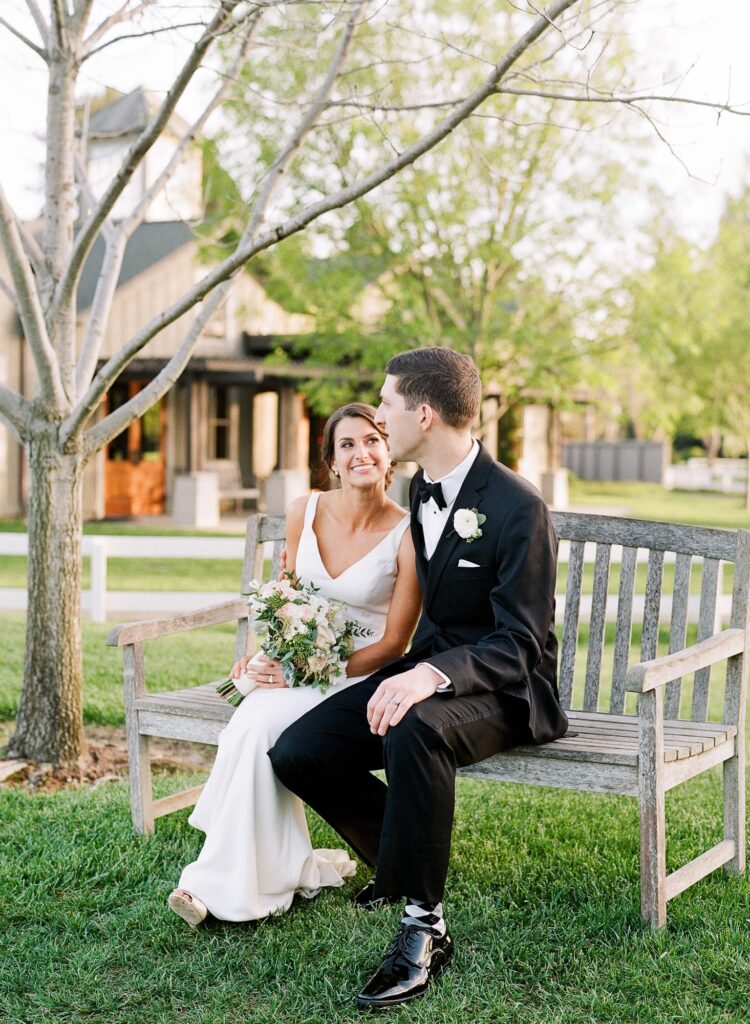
[216,573,371,706]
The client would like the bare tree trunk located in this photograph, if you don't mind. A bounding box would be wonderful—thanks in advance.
[9,422,85,765]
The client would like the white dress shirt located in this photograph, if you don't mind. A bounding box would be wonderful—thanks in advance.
[417,439,480,559]
[416,439,480,691]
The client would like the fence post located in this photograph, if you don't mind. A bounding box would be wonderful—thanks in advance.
[89,537,108,623]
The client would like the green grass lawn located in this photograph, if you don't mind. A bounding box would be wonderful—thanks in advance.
[569,479,750,531]
[0,614,238,724]
[0,555,244,591]
[2,762,749,1022]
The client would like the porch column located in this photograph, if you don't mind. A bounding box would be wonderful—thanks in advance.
[278,385,309,470]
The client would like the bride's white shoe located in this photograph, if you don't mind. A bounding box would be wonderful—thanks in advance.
[168,888,208,927]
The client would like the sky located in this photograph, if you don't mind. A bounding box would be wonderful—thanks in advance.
[0,0,749,246]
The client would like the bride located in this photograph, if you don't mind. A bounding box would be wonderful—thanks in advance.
[168,402,421,926]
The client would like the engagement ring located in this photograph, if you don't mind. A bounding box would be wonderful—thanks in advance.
[388,699,401,706]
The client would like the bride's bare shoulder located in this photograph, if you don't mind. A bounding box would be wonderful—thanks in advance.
[384,496,410,526]
[284,494,309,539]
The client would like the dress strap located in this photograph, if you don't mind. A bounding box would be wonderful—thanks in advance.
[302,491,321,530]
[392,513,411,548]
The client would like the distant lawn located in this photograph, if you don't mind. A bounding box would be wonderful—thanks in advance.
[0,555,243,592]
[0,613,237,725]
[568,480,750,531]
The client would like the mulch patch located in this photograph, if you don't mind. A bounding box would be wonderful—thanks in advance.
[0,723,215,793]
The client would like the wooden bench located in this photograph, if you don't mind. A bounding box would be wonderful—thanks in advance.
[107,511,750,929]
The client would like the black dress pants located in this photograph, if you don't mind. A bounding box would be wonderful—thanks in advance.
[268,665,532,905]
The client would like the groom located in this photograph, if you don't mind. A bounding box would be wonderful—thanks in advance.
[270,347,568,1009]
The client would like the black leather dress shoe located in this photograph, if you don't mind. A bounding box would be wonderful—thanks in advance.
[355,923,453,1010]
[351,879,399,910]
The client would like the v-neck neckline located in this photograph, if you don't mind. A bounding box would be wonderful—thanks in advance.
[309,496,408,581]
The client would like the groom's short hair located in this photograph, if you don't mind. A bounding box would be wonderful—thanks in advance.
[385,347,481,429]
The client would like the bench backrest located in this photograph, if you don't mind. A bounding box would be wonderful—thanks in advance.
[551,512,750,727]
[240,510,750,728]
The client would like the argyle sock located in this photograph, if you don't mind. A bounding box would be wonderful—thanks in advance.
[402,897,446,937]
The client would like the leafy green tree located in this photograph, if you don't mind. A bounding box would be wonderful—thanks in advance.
[623,192,750,507]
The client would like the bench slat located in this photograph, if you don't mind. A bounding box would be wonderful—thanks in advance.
[641,549,665,662]
[559,540,584,708]
[611,545,638,713]
[565,709,736,737]
[665,552,692,718]
[691,558,721,721]
[584,544,611,711]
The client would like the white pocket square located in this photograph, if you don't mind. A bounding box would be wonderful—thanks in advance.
[457,559,480,568]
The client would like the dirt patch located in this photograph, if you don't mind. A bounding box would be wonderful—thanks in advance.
[0,722,216,793]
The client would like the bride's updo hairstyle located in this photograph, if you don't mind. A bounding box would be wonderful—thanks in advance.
[321,402,395,489]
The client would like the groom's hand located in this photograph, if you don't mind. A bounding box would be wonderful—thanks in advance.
[367,665,442,736]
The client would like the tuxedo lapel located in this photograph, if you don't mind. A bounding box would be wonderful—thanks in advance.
[425,443,493,608]
[409,470,429,594]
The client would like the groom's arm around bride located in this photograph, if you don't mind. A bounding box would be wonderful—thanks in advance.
[269,346,567,1011]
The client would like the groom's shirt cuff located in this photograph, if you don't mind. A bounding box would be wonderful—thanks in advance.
[420,663,453,693]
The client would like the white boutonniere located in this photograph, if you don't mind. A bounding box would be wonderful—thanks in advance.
[453,507,486,543]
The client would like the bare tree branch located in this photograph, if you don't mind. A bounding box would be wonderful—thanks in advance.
[494,85,750,116]
[246,0,367,237]
[73,11,262,404]
[80,280,233,454]
[24,0,49,42]
[74,155,115,242]
[0,15,48,59]
[0,183,64,405]
[50,0,69,49]
[327,89,750,117]
[68,0,580,431]
[0,384,30,441]
[52,0,247,325]
[81,0,156,52]
[73,0,95,22]
[17,223,46,280]
[82,19,215,60]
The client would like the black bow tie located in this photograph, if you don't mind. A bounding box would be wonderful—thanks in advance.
[417,478,447,510]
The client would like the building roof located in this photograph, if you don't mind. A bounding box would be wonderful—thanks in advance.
[77,220,195,311]
[87,87,190,139]
[88,88,149,138]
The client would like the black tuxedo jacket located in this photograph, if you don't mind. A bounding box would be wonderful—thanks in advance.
[406,442,567,745]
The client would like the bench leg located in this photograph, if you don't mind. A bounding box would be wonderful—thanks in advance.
[638,690,667,928]
[639,793,667,928]
[126,722,154,836]
[123,643,154,835]
[723,747,746,875]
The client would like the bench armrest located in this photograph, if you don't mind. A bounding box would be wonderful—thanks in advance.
[625,628,746,694]
[107,598,248,647]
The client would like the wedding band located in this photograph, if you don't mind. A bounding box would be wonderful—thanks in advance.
[388,699,400,706]
[267,674,273,682]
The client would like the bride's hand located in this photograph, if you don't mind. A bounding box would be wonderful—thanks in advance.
[231,652,287,688]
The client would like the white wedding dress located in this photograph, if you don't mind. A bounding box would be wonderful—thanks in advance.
[177,492,411,921]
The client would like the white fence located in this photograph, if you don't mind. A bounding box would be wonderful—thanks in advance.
[0,534,245,623]
[0,534,731,627]
[663,458,748,495]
